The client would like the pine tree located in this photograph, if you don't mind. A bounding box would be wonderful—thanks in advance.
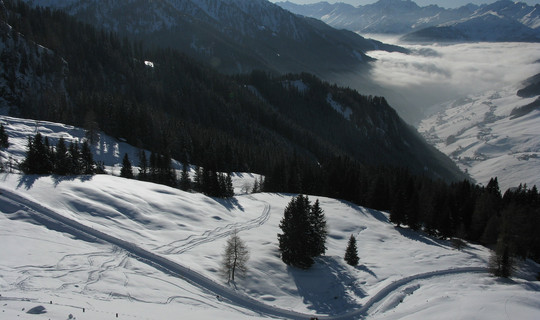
[179,162,191,191]
[309,199,327,257]
[80,140,95,174]
[278,195,317,269]
[120,153,134,179]
[138,150,148,181]
[20,133,52,174]
[221,229,249,282]
[344,234,359,266]
[258,176,265,193]
[252,178,259,193]
[0,124,9,148]
[193,166,203,192]
[54,137,70,175]
[224,173,234,198]
[489,232,515,278]
[149,151,157,181]
[68,141,82,174]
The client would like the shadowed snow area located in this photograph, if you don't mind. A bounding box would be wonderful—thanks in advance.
[1,115,539,319]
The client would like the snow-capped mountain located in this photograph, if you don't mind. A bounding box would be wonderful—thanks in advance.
[403,1,540,42]
[278,0,540,42]
[278,0,475,34]
[20,0,406,75]
[418,73,540,191]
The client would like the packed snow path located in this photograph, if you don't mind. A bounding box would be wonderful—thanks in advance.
[0,188,488,319]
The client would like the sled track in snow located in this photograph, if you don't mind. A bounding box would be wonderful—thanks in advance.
[155,203,271,255]
[0,188,488,320]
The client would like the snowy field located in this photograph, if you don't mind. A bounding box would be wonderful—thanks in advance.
[1,115,540,319]
[418,86,540,191]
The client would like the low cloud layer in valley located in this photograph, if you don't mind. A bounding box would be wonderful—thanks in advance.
[347,37,540,123]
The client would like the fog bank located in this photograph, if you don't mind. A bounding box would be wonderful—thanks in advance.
[332,37,540,124]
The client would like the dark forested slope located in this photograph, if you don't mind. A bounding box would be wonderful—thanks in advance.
[1,0,464,182]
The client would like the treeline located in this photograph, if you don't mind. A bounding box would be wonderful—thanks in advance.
[120,152,235,198]
[19,132,99,175]
[263,156,540,262]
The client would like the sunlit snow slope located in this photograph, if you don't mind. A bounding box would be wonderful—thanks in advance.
[419,85,540,191]
[1,115,540,319]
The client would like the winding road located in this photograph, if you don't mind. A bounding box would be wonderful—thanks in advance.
[0,188,488,320]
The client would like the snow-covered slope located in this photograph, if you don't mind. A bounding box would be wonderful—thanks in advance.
[403,9,540,43]
[1,115,540,319]
[419,84,540,191]
[278,0,540,42]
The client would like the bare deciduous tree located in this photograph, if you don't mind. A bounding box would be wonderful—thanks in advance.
[222,229,249,282]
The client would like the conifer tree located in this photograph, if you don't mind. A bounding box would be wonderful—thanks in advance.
[149,151,157,180]
[0,124,9,148]
[138,150,148,181]
[54,137,70,175]
[193,166,203,192]
[68,141,82,174]
[224,173,234,198]
[179,163,191,191]
[120,153,134,179]
[258,176,265,193]
[20,133,52,174]
[278,195,326,269]
[344,234,359,266]
[309,199,327,257]
[252,178,260,193]
[80,140,95,174]
[489,231,515,278]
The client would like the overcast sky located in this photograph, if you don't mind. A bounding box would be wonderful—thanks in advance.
[270,0,540,9]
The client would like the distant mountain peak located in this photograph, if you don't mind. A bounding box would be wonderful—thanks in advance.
[278,0,540,42]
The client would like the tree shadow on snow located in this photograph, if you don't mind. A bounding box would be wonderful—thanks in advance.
[337,200,389,224]
[52,174,93,187]
[395,227,449,249]
[214,197,244,212]
[17,174,42,190]
[288,256,365,315]
[357,264,377,279]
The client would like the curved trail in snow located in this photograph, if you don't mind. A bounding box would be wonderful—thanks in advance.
[155,202,270,255]
[0,188,488,320]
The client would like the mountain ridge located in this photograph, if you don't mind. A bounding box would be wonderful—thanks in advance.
[21,0,406,76]
[278,0,540,42]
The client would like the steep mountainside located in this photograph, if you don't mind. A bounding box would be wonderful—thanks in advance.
[22,0,405,76]
[278,0,540,42]
[419,73,540,190]
[0,4,68,118]
[1,0,465,181]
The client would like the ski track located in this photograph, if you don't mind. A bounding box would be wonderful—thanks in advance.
[0,188,488,319]
[155,202,270,255]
